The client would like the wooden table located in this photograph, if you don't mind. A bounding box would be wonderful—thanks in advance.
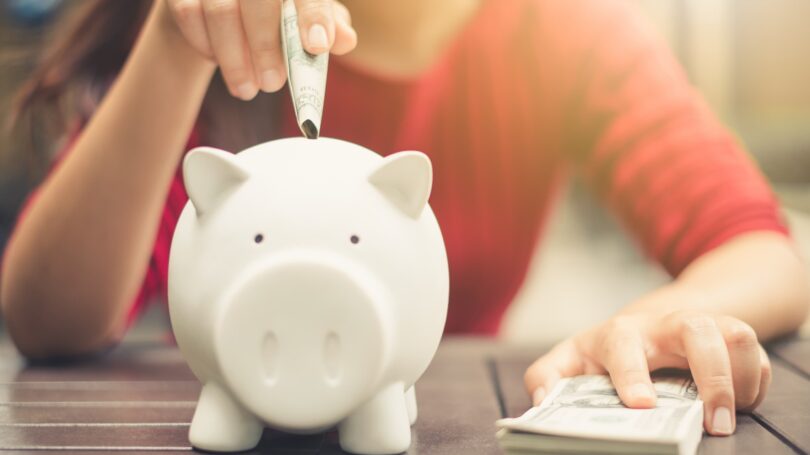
[0,335,807,454]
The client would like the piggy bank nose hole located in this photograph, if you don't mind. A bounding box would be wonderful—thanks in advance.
[323,331,342,386]
[254,233,264,244]
[350,234,360,244]
[261,332,279,385]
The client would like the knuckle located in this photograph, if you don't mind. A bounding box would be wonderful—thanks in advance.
[702,374,734,394]
[619,367,650,382]
[603,316,636,337]
[332,1,350,22]
[205,0,239,18]
[724,323,758,350]
[606,318,639,340]
[298,0,333,23]
[249,36,280,53]
[172,0,202,21]
[680,314,718,335]
[661,309,689,327]
[607,332,638,354]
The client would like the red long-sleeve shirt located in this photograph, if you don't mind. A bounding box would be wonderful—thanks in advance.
[10,0,788,335]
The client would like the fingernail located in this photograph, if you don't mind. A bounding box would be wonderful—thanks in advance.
[236,82,256,100]
[532,388,546,406]
[712,407,733,435]
[308,24,328,51]
[261,69,283,92]
[628,383,655,401]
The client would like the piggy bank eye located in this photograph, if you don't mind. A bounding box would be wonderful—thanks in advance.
[350,234,360,244]
[254,234,264,244]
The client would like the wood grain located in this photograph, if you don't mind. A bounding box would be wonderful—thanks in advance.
[0,337,805,453]
[769,336,810,378]
[0,337,505,454]
[754,358,810,453]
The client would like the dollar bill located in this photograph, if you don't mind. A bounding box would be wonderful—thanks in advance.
[496,375,704,455]
[281,0,328,139]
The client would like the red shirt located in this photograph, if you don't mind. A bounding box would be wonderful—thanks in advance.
[13,0,788,335]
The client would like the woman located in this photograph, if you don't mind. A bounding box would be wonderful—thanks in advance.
[1,0,808,437]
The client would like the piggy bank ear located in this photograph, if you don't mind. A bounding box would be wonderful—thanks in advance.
[183,147,250,217]
[368,151,432,219]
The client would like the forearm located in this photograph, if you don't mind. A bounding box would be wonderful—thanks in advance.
[620,231,810,341]
[0,2,215,358]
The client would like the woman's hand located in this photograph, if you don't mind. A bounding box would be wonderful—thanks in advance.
[524,307,772,436]
[163,0,357,99]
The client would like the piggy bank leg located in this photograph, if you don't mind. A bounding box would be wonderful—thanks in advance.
[338,382,411,454]
[189,382,263,452]
[405,386,417,425]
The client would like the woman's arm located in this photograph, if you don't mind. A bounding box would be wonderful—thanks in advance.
[1,0,354,359]
[621,231,810,340]
[522,0,809,436]
[1,2,216,358]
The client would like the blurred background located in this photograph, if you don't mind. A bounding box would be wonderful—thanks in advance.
[1,0,809,343]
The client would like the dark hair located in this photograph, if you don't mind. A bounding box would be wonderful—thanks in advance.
[8,0,281,172]
[8,0,151,168]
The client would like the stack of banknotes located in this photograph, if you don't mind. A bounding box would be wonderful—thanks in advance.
[496,375,704,455]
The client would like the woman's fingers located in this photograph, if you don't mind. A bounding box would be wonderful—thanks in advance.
[294,0,335,54]
[524,341,583,405]
[667,313,736,436]
[172,0,352,98]
[523,309,771,438]
[742,345,772,412]
[167,0,213,58]
[330,1,357,55]
[240,0,286,92]
[599,320,656,408]
[202,0,258,100]
[716,317,764,411]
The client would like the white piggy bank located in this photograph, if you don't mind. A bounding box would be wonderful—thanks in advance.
[168,138,449,454]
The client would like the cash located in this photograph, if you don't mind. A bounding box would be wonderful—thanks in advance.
[281,0,328,139]
[496,375,704,455]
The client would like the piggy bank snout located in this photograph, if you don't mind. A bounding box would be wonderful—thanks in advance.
[214,253,392,430]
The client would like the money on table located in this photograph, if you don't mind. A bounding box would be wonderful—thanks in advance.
[496,374,704,455]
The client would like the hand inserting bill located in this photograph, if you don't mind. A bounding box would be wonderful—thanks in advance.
[523,304,771,437]
[164,0,356,99]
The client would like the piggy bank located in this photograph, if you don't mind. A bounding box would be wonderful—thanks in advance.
[168,138,449,454]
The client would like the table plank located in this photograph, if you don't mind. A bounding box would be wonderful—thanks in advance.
[3,335,803,454]
[0,338,504,454]
[405,338,504,455]
[769,336,810,378]
[696,415,798,455]
[753,358,810,454]
[0,381,201,402]
[491,353,798,455]
[0,406,194,425]
[0,344,196,383]
[0,426,190,450]
[487,350,542,419]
